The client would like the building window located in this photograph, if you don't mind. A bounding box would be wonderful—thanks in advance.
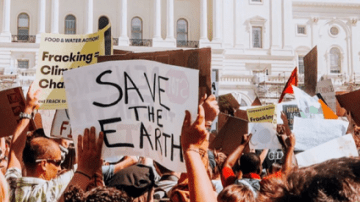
[177,19,188,45]
[98,16,109,30]
[18,13,29,40]
[297,25,306,34]
[330,26,339,36]
[18,60,29,69]
[298,56,304,74]
[131,17,142,40]
[252,0,261,2]
[330,47,341,73]
[252,26,262,48]
[65,15,76,34]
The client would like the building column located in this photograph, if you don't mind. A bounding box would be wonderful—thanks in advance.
[118,0,129,46]
[310,17,319,48]
[36,0,46,43]
[234,0,244,49]
[51,0,59,34]
[270,0,281,50]
[199,0,209,43]
[163,0,176,47]
[152,0,164,47]
[212,0,222,42]
[86,0,94,34]
[349,18,358,76]
[282,0,293,50]
[0,0,11,42]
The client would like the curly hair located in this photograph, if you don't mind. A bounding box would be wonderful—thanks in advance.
[64,185,132,202]
[217,184,255,202]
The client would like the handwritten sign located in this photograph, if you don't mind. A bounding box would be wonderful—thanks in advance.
[63,60,199,172]
[316,79,336,113]
[282,105,300,130]
[35,24,111,109]
[51,109,72,139]
[247,104,276,123]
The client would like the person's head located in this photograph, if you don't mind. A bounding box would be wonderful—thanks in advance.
[0,137,9,174]
[258,157,360,202]
[22,137,62,180]
[239,153,261,175]
[218,184,255,202]
[208,149,227,179]
[64,185,132,202]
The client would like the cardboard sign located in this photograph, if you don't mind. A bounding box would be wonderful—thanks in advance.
[293,86,323,119]
[304,46,317,96]
[36,110,56,136]
[251,97,262,106]
[249,123,281,149]
[51,109,72,139]
[247,104,276,123]
[316,79,336,113]
[218,93,240,112]
[282,105,300,130]
[98,48,212,101]
[63,60,199,172]
[209,116,248,155]
[292,117,348,150]
[0,87,34,137]
[35,24,112,109]
[336,89,360,125]
[296,134,358,168]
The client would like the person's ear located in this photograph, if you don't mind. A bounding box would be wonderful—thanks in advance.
[40,161,47,171]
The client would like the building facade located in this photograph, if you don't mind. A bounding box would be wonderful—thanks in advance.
[0,0,359,104]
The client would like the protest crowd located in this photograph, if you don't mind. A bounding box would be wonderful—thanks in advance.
[0,78,359,202]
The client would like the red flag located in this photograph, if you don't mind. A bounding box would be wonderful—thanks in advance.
[278,67,298,103]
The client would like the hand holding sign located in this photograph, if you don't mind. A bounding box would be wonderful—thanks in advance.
[181,105,208,151]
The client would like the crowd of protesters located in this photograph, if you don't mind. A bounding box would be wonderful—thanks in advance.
[0,82,360,202]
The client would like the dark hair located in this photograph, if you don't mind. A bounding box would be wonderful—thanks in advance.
[210,150,227,179]
[240,153,261,175]
[258,157,360,202]
[218,184,255,202]
[269,162,282,174]
[153,161,172,175]
[22,137,58,169]
[64,185,132,202]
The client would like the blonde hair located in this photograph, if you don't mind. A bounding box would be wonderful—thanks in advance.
[0,171,8,202]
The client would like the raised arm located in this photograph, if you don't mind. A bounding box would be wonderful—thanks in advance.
[282,133,295,174]
[280,112,292,137]
[223,134,252,169]
[7,83,40,170]
[181,105,216,202]
[201,94,220,129]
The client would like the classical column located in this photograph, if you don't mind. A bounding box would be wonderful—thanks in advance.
[118,0,129,46]
[86,0,94,34]
[153,0,161,39]
[163,0,176,47]
[36,0,46,43]
[282,0,293,49]
[212,0,222,42]
[310,17,319,48]
[234,0,244,49]
[51,0,59,34]
[0,0,11,42]
[199,0,209,42]
[270,0,281,50]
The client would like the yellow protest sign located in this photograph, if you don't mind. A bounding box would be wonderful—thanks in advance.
[247,104,276,123]
[35,24,112,109]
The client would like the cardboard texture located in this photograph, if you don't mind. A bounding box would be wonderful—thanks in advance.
[218,93,240,112]
[335,91,349,117]
[98,48,211,101]
[113,49,133,55]
[209,116,248,155]
[336,89,360,125]
[304,46,318,96]
[0,87,34,137]
[235,109,249,121]
[251,97,262,106]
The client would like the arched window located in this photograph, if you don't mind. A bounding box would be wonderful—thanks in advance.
[177,19,188,46]
[131,17,142,40]
[18,13,29,41]
[65,15,76,34]
[330,47,341,73]
[98,16,109,30]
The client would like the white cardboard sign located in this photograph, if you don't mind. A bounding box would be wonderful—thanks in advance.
[51,109,72,139]
[296,134,358,167]
[292,117,348,150]
[316,79,336,113]
[293,86,323,119]
[249,122,281,149]
[63,60,199,172]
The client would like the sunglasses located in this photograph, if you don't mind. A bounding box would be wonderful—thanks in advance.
[35,159,62,167]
